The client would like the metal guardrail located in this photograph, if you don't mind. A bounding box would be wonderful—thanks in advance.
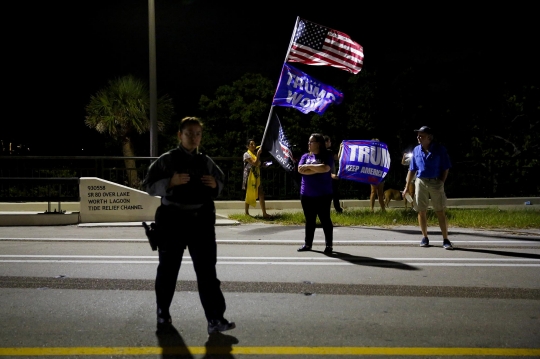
[0,156,304,201]
[0,156,395,201]
[1,155,538,200]
[0,177,80,213]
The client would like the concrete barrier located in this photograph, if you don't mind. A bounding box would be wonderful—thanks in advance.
[0,212,80,226]
[79,177,160,223]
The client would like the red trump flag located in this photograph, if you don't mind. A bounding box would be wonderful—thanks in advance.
[286,18,364,74]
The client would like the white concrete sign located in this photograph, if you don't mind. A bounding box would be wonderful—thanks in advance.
[79,177,160,223]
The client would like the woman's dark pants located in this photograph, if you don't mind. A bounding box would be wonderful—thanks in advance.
[300,194,333,247]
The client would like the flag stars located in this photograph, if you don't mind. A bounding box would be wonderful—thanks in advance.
[295,20,326,50]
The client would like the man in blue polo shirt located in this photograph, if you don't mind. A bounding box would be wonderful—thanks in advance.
[403,126,453,249]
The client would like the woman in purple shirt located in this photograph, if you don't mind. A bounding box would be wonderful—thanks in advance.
[297,133,334,254]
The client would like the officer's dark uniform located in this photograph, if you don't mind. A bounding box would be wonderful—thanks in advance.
[143,145,227,324]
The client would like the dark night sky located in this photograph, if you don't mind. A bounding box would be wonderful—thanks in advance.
[3,1,537,155]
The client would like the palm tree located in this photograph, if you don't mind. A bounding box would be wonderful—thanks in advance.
[85,75,174,188]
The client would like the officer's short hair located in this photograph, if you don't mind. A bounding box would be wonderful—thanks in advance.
[179,117,203,131]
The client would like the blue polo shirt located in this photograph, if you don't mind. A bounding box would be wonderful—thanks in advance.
[409,142,451,178]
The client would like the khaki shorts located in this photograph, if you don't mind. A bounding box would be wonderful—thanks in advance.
[414,178,447,212]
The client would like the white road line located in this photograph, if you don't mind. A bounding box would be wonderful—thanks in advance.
[236,240,540,244]
[1,259,539,267]
[0,255,158,259]
[0,238,149,241]
[0,260,539,267]
[0,238,538,244]
[1,255,539,262]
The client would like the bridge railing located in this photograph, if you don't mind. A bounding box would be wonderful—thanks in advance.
[0,156,308,201]
[1,156,538,201]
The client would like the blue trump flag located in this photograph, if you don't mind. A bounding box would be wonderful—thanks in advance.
[337,140,390,185]
[272,63,344,115]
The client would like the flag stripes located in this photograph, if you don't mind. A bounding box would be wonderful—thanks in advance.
[287,18,363,74]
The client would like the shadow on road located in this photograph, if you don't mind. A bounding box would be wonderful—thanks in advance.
[314,250,419,270]
[233,222,539,242]
[203,332,239,359]
[453,247,540,259]
[155,324,193,358]
[235,225,301,236]
[156,324,239,358]
[366,226,540,241]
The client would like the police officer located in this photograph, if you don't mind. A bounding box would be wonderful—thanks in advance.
[143,116,235,334]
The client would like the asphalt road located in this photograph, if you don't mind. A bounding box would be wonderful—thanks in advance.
[0,223,539,358]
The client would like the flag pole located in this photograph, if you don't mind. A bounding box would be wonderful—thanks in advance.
[261,106,275,147]
[261,16,300,146]
[283,16,300,64]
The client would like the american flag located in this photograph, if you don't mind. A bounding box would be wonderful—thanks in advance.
[278,124,293,160]
[262,112,295,172]
[286,18,363,74]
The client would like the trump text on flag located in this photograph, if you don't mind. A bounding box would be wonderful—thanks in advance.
[338,140,390,185]
[272,63,343,115]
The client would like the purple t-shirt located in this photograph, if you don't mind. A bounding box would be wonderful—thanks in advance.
[299,152,334,197]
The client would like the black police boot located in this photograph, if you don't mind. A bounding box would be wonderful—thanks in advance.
[157,308,172,327]
[208,318,236,334]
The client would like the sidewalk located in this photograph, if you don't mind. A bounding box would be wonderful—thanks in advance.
[214,198,539,218]
[0,197,538,227]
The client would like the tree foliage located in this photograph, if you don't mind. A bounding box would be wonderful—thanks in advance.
[85,75,174,143]
[198,73,277,157]
[464,85,540,196]
[196,62,538,197]
[85,74,175,186]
